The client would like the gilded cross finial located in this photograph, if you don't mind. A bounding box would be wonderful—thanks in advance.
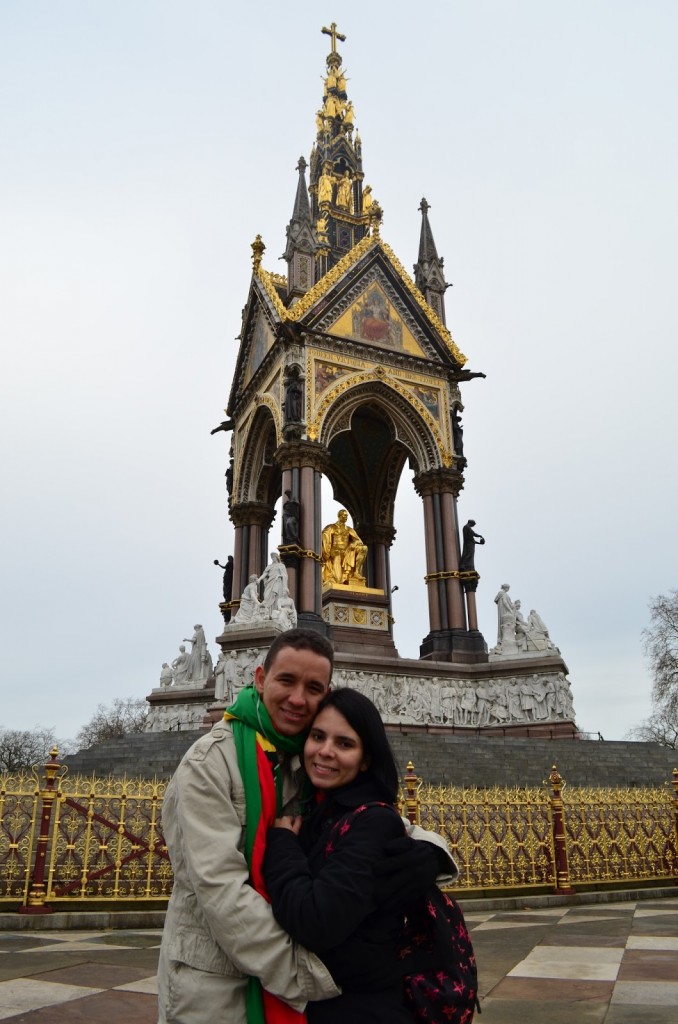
[322,21,346,55]
[251,234,265,271]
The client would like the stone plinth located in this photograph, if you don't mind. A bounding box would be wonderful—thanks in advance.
[322,584,397,657]
[145,684,215,733]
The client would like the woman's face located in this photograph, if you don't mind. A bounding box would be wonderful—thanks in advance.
[304,706,369,790]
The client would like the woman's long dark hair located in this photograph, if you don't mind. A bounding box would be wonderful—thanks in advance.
[315,688,399,803]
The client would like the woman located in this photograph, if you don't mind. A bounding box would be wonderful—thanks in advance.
[263,689,447,1023]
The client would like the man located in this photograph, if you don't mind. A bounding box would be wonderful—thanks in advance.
[158,629,338,1023]
[158,628,454,1024]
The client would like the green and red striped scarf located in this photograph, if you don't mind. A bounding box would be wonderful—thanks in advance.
[225,685,309,1024]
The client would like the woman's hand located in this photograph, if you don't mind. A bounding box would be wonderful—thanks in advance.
[273,814,303,834]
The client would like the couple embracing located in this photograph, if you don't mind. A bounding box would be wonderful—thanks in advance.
[158,628,462,1024]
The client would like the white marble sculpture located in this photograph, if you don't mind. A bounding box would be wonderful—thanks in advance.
[492,584,559,656]
[230,558,298,630]
[259,553,288,618]
[184,624,214,682]
[171,645,190,686]
[526,609,556,650]
[275,595,298,631]
[494,584,519,653]
[159,662,173,688]
[233,574,266,625]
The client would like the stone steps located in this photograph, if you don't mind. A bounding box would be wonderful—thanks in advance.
[63,730,677,789]
[387,733,677,788]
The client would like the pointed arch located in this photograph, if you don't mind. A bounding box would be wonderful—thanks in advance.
[236,405,281,506]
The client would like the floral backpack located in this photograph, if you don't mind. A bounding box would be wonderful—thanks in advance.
[398,884,480,1022]
[325,803,480,1022]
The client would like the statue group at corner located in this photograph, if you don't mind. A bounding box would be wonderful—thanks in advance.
[160,624,214,688]
[493,583,558,655]
[232,552,298,630]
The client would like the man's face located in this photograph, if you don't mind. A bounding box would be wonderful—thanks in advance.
[254,645,332,736]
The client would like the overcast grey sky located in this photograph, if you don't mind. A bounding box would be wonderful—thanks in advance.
[2,1,676,746]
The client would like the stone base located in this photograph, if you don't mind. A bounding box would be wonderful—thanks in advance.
[420,628,488,664]
[332,649,576,734]
[145,684,215,733]
[322,586,397,657]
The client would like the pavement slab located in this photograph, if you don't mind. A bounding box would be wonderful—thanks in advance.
[0,894,676,1022]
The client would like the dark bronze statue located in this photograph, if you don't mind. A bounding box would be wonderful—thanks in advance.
[459,520,485,572]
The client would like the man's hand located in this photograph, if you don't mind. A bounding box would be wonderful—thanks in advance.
[273,814,303,834]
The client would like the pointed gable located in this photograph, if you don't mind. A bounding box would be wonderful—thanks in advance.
[288,238,467,367]
[329,278,427,357]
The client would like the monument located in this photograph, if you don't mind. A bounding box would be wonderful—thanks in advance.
[146,24,577,738]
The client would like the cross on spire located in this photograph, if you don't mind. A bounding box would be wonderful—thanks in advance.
[322,21,346,54]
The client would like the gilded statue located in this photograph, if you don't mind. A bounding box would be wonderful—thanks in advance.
[318,164,334,205]
[324,93,339,118]
[362,183,373,213]
[336,170,352,210]
[321,509,367,587]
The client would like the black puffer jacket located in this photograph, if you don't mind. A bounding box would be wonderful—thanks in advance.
[263,775,412,1023]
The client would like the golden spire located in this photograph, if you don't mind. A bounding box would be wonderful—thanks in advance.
[251,234,265,271]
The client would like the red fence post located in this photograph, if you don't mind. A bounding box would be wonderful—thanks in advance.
[19,746,62,914]
[548,764,575,895]
[403,761,420,826]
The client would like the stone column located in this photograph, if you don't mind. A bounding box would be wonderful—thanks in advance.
[229,502,275,604]
[360,522,397,635]
[275,440,329,627]
[414,467,486,662]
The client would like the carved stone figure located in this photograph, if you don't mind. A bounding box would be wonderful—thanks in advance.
[451,409,464,458]
[284,373,303,423]
[259,553,289,619]
[213,651,229,702]
[275,595,298,631]
[171,645,190,687]
[514,600,529,650]
[527,608,556,650]
[494,584,518,651]
[459,519,485,572]
[183,624,213,682]
[282,491,300,545]
[159,662,173,688]
[336,171,352,210]
[233,575,265,625]
[321,509,367,586]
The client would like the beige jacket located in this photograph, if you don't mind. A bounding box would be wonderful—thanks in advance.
[157,720,340,1024]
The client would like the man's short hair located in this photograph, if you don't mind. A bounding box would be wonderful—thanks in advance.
[263,628,334,677]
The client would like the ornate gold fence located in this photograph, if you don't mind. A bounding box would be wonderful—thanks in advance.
[401,763,678,895]
[1,750,676,911]
[1,750,170,911]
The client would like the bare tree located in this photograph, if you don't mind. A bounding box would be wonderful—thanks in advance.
[0,727,72,771]
[626,590,678,748]
[626,706,678,749]
[75,697,149,749]
[643,589,678,714]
